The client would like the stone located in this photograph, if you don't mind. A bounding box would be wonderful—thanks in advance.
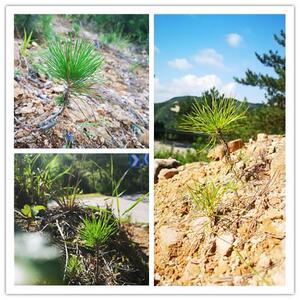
[208,144,226,161]
[214,260,228,275]
[190,217,210,234]
[53,86,65,93]
[158,168,179,181]
[139,130,149,147]
[158,225,182,259]
[208,139,244,161]
[216,232,235,257]
[256,253,271,269]
[263,208,284,221]
[181,261,200,282]
[228,139,244,153]
[257,133,268,142]
[270,146,285,179]
[95,127,110,141]
[154,158,181,183]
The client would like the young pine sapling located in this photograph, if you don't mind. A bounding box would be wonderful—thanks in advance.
[79,213,117,284]
[180,96,248,165]
[42,38,103,125]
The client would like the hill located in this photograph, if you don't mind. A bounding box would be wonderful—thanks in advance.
[155,95,262,132]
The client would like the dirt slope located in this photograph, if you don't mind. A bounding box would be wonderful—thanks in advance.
[154,134,285,286]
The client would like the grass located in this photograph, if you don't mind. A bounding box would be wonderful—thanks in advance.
[155,148,208,164]
[19,29,32,57]
[99,30,130,50]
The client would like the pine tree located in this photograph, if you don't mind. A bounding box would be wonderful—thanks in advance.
[234,30,285,109]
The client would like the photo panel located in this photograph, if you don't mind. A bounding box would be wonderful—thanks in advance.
[5,3,295,295]
[13,14,149,149]
[14,153,149,286]
[154,12,292,288]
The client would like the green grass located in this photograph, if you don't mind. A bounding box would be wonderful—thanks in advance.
[76,193,103,199]
[99,30,129,50]
[155,148,208,164]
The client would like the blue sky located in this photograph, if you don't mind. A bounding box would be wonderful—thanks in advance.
[154,14,285,103]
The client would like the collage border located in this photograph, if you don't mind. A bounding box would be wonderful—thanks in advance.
[5,4,295,295]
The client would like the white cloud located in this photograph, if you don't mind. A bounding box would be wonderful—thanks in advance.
[167,58,193,70]
[155,75,237,102]
[154,46,160,53]
[225,33,242,47]
[155,74,222,102]
[221,82,236,97]
[194,48,224,68]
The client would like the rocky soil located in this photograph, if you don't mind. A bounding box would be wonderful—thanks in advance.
[14,16,149,148]
[154,134,285,286]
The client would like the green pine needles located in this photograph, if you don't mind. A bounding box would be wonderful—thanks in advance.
[188,178,235,217]
[79,213,117,284]
[80,213,117,249]
[44,38,103,106]
[180,96,248,152]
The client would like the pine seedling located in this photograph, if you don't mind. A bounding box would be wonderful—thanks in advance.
[180,96,248,160]
[44,38,103,107]
[79,213,117,284]
[188,178,235,217]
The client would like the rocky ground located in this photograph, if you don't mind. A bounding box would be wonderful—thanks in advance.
[14,16,149,148]
[154,133,285,286]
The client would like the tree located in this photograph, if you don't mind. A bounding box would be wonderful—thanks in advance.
[234,30,285,109]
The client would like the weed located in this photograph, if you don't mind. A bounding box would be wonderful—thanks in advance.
[93,156,148,224]
[16,204,46,229]
[19,29,32,57]
[55,173,82,211]
[14,154,70,207]
[66,254,84,281]
[99,27,129,50]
